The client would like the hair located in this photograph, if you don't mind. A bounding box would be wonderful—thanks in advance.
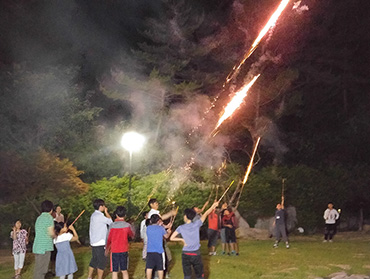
[93,199,105,210]
[184,208,196,221]
[149,214,160,225]
[148,198,158,208]
[142,211,149,219]
[227,206,233,212]
[13,219,21,226]
[54,221,65,235]
[328,202,333,205]
[115,206,127,218]
[41,200,54,212]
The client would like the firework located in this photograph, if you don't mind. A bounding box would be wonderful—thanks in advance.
[242,137,261,185]
[225,0,290,85]
[215,74,260,130]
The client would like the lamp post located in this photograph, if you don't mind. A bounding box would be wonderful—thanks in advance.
[121,131,145,216]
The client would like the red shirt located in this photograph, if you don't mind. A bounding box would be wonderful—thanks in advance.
[208,210,218,231]
[106,220,134,253]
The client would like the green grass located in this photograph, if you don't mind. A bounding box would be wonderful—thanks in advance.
[1,235,370,279]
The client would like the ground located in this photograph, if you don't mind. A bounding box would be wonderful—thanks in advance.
[1,232,370,279]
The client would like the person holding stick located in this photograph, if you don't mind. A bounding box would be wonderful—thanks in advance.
[145,214,172,279]
[33,200,55,279]
[170,201,219,279]
[140,211,149,261]
[88,199,112,279]
[54,222,79,279]
[273,203,289,249]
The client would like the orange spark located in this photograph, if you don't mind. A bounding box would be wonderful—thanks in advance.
[215,74,260,130]
[225,0,290,84]
[242,137,261,185]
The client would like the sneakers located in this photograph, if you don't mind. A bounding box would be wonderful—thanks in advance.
[231,250,236,256]
[323,240,328,243]
[273,243,278,248]
[221,251,226,255]
[208,251,217,256]
[286,244,290,249]
[329,240,333,243]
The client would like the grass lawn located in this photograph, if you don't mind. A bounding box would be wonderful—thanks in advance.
[1,233,370,279]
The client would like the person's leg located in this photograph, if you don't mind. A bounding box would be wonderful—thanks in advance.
[59,276,66,279]
[33,252,51,279]
[14,253,19,276]
[182,253,192,279]
[111,272,118,279]
[146,268,153,279]
[142,240,147,260]
[97,268,104,279]
[17,252,25,275]
[192,255,204,279]
[220,228,226,254]
[328,224,335,241]
[67,274,73,279]
[87,267,94,278]
[324,224,329,241]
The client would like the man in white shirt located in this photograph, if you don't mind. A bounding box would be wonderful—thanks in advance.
[88,199,112,279]
[323,202,339,242]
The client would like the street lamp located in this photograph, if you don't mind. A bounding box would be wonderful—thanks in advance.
[121,131,145,216]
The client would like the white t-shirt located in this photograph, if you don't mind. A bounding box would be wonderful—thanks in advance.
[148,209,160,219]
[54,232,73,244]
[323,209,339,224]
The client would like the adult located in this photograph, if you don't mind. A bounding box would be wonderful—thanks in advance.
[323,202,340,242]
[88,199,112,279]
[33,200,55,279]
[273,203,290,249]
[207,208,218,255]
[54,205,65,223]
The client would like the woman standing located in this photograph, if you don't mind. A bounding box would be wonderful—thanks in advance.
[10,220,28,278]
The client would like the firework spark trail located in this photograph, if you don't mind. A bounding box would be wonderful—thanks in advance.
[225,0,290,85]
[187,0,290,139]
[215,74,260,130]
[242,136,261,185]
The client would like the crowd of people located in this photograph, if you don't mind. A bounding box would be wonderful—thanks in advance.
[9,199,340,279]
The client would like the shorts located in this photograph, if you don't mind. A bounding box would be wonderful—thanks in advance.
[207,229,218,247]
[110,252,128,272]
[225,227,236,243]
[146,252,165,271]
[220,228,226,243]
[89,246,107,270]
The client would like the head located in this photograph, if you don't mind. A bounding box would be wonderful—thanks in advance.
[14,220,22,229]
[327,202,334,209]
[224,209,230,215]
[55,205,62,214]
[192,206,200,214]
[41,200,54,213]
[149,214,161,225]
[148,199,159,210]
[142,211,149,219]
[93,199,106,211]
[54,222,68,235]
[276,203,283,210]
[115,206,127,218]
[183,208,196,222]
[221,202,228,210]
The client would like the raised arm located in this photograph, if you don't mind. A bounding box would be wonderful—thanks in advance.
[68,225,79,242]
[161,209,176,221]
[170,230,186,246]
[201,201,219,223]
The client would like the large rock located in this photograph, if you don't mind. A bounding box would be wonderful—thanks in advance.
[236,227,270,240]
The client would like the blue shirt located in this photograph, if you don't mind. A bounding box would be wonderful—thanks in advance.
[146,225,166,253]
[176,219,203,252]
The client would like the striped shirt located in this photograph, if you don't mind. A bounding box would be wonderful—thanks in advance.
[33,212,54,254]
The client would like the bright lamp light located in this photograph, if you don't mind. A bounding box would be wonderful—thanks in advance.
[121,132,145,153]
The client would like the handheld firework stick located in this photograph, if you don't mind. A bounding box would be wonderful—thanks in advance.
[170,206,179,228]
[281,178,286,207]
[218,180,235,202]
[234,137,261,209]
[69,210,85,227]
[215,185,219,200]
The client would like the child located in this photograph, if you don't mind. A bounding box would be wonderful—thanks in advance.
[170,201,218,279]
[54,222,79,279]
[207,208,218,256]
[105,206,135,279]
[146,214,171,279]
[140,211,149,261]
[10,220,28,278]
[222,207,237,255]
[273,203,289,248]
